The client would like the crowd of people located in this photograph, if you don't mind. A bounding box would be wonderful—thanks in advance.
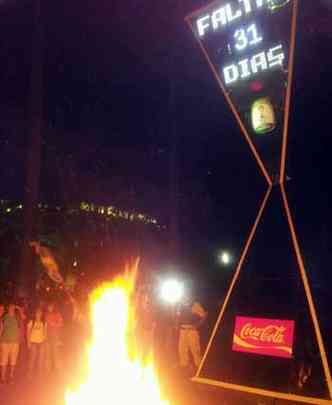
[0,296,88,385]
[0,288,208,385]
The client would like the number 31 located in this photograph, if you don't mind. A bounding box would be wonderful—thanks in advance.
[234,24,263,51]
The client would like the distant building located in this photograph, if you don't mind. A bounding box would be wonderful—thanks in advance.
[0,199,166,293]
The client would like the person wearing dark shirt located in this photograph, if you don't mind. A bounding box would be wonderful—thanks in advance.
[176,300,207,374]
[0,304,4,335]
[45,303,63,373]
[136,292,156,359]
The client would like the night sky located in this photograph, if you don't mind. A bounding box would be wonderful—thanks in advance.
[0,0,332,298]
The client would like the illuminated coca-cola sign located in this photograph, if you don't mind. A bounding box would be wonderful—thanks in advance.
[232,316,295,358]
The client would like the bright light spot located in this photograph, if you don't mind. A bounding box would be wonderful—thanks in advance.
[66,262,169,405]
[160,279,184,304]
[267,0,290,11]
[219,252,231,265]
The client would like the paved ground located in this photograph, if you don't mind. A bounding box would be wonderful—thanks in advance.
[0,368,285,405]
[0,376,66,405]
[0,347,293,405]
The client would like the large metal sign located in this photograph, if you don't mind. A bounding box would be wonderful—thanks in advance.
[186,1,332,403]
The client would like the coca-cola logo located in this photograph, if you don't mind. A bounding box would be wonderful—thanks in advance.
[232,316,295,359]
[240,323,286,344]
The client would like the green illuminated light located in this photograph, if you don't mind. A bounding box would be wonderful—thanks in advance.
[251,97,276,135]
[268,0,290,11]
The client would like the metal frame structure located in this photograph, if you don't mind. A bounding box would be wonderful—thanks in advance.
[185,1,332,403]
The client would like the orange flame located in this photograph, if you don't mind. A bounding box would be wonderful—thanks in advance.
[66,260,169,405]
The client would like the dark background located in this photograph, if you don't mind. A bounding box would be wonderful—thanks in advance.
[0,0,331,309]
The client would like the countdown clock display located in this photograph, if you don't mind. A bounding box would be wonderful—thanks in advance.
[186,0,295,180]
[186,3,332,405]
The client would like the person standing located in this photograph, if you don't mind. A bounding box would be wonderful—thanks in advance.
[136,291,156,359]
[27,308,47,377]
[0,303,4,335]
[65,295,90,378]
[45,303,63,374]
[0,303,5,357]
[176,299,207,375]
[0,302,25,383]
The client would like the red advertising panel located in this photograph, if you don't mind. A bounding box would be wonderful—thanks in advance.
[232,316,295,358]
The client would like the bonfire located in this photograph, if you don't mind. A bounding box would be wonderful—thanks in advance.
[66,261,169,405]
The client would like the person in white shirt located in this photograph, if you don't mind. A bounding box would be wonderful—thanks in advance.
[27,308,47,376]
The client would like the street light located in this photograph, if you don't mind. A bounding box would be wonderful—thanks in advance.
[219,251,232,266]
[159,278,185,305]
